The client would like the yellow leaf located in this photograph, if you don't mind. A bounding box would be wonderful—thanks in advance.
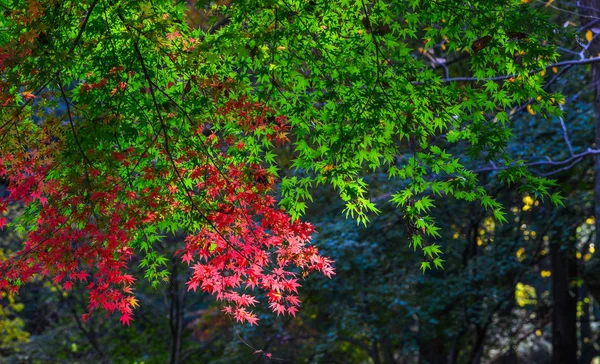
[516,247,526,261]
[552,66,558,73]
[545,0,555,7]
[515,282,537,306]
[526,104,536,115]
[586,30,593,42]
[128,297,140,308]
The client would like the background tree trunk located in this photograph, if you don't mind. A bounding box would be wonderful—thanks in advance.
[551,240,578,364]
[578,2,600,364]
[579,0,600,302]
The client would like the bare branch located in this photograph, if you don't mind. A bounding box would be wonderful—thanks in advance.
[475,148,600,175]
[437,57,600,83]
[558,109,574,157]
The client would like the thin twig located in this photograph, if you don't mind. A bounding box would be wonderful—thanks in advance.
[558,107,574,157]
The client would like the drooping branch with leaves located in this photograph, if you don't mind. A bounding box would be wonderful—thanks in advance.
[0,0,567,325]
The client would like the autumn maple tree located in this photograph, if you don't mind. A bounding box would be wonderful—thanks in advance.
[0,0,564,325]
[0,0,335,326]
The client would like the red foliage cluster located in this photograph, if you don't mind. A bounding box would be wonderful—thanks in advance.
[218,97,290,143]
[0,98,334,326]
[182,161,334,324]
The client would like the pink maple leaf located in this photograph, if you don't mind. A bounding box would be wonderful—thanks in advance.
[182,252,194,265]
[286,295,301,306]
[287,306,299,317]
[270,302,286,316]
[246,313,259,326]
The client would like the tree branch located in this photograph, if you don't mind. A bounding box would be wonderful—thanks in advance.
[475,148,600,175]
[437,57,600,83]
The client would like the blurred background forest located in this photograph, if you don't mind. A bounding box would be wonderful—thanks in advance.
[4,0,600,363]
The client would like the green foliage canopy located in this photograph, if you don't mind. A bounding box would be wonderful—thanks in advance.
[0,0,566,326]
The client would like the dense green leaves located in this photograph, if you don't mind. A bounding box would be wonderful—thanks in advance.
[188,0,564,265]
[0,0,568,322]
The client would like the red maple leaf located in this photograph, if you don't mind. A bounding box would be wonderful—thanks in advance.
[182,252,194,265]
[120,314,132,326]
[62,281,73,291]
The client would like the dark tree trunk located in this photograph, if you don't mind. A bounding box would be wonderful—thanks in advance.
[169,259,186,364]
[576,3,600,364]
[551,242,578,364]
[468,326,487,364]
[579,0,600,303]
[492,347,518,364]
[579,283,596,364]
[419,337,448,364]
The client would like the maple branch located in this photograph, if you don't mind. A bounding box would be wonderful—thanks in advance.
[128,26,256,265]
[228,316,286,361]
[68,0,100,54]
[57,82,96,170]
[140,79,283,260]
[96,0,166,182]
[121,12,293,291]
[0,210,74,276]
[0,0,99,139]
[118,14,242,187]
